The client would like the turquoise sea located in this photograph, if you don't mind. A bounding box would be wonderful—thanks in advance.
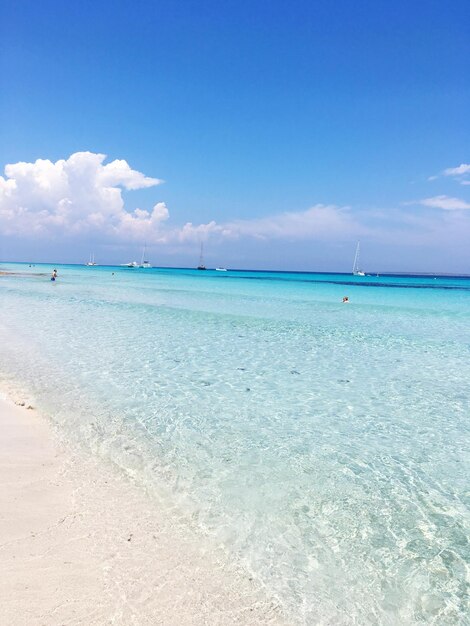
[0,263,469,624]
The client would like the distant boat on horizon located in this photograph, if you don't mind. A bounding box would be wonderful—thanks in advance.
[85,252,97,266]
[139,245,152,268]
[197,242,206,270]
[352,242,366,276]
[120,261,139,268]
[215,267,227,272]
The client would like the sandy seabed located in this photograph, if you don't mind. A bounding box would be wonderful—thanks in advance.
[0,393,285,625]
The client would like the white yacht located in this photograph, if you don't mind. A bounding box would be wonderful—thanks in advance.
[139,245,152,268]
[352,242,366,276]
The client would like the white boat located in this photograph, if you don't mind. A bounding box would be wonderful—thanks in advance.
[120,261,139,268]
[197,242,206,270]
[215,267,227,272]
[352,242,366,276]
[85,253,97,266]
[139,245,152,268]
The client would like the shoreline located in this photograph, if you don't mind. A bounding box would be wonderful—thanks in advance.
[0,391,285,625]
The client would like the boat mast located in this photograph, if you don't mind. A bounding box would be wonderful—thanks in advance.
[199,242,204,267]
[353,242,360,274]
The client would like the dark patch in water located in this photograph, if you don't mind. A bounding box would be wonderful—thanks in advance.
[200,274,470,292]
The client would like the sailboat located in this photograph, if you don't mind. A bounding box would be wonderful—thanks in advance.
[352,242,365,276]
[139,245,152,268]
[86,253,97,266]
[197,242,207,270]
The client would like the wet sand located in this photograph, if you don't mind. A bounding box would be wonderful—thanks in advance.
[0,393,285,625]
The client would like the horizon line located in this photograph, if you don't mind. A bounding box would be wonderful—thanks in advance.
[1,260,469,279]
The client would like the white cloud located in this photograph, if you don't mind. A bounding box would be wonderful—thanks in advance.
[176,220,223,242]
[427,163,470,186]
[432,162,470,185]
[443,163,470,177]
[98,158,163,190]
[417,195,470,211]
[171,205,368,245]
[0,152,368,245]
[0,152,165,241]
[220,205,362,240]
[1,152,469,263]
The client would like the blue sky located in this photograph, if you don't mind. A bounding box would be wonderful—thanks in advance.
[1,0,469,272]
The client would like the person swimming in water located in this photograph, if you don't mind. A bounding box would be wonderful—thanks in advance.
[342,296,349,303]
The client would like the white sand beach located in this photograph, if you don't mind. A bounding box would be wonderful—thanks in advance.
[0,393,284,625]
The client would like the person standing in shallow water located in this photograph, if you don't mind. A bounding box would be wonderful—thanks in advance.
[51,269,57,281]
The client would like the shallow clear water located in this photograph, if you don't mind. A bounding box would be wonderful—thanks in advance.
[1,263,469,624]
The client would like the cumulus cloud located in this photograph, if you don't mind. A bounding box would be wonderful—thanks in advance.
[417,195,470,211]
[0,152,165,241]
[1,152,469,262]
[0,152,368,245]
